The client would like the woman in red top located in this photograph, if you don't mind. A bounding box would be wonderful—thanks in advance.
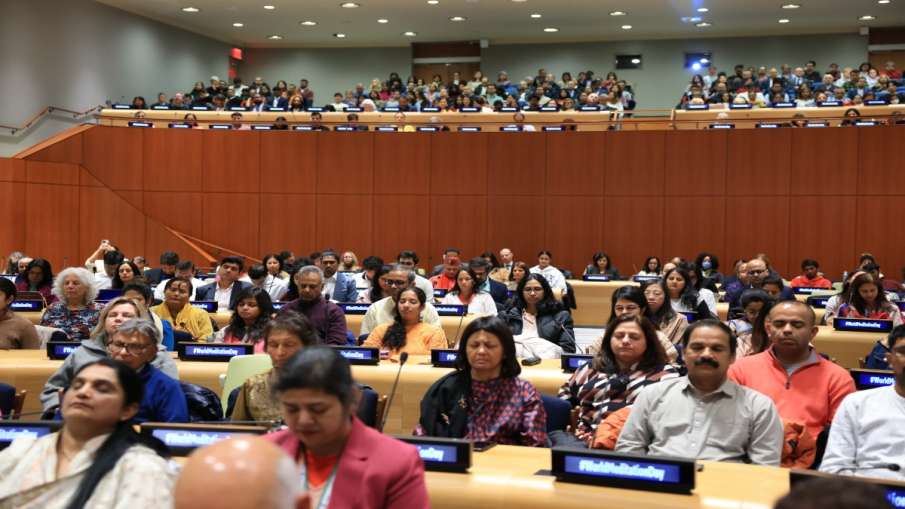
[836,273,903,326]
[15,258,56,304]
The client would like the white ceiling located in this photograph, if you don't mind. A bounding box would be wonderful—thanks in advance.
[97,0,905,48]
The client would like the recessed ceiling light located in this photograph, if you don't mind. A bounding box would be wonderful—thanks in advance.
[181,6,199,12]
[377,18,389,23]
[530,13,542,18]
[403,31,417,36]
[232,22,244,27]
[689,16,702,22]
[449,16,466,21]
[268,34,282,39]
[697,7,709,12]
[878,0,890,3]
[609,10,626,16]
[543,27,559,32]
[511,0,527,2]
[427,0,439,4]
[631,58,641,64]
[334,33,346,38]
[340,2,359,7]
[696,21,711,27]
[621,24,632,29]
[300,20,317,26]
[859,14,876,20]
[781,3,800,8]
[263,5,275,10]
[778,18,790,23]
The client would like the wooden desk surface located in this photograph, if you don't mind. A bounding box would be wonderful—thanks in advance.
[567,280,634,327]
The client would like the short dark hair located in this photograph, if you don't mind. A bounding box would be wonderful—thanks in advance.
[397,250,419,265]
[248,264,267,280]
[103,251,124,266]
[361,256,384,272]
[159,251,179,265]
[121,282,152,304]
[164,277,194,295]
[774,477,891,509]
[320,250,339,262]
[264,310,320,345]
[594,315,667,374]
[444,247,460,256]
[740,288,773,310]
[176,260,194,272]
[0,278,16,300]
[801,259,819,270]
[221,256,244,271]
[888,324,905,351]
[274,346,357,407]
[761,274,785,290]
[682,319,736,357]
[608,286,647,326]
[454,316,521,378]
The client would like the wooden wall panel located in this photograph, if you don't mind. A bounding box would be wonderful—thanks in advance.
[259,194,317,258]
[373,134,430,195]
[726,129,791,196]
[545,132,604,196]
[429,196,487,267]
[79,188,146,260]
[26,133,83,165]
[144,221,205,269]
[603,197,664,275]
[605,132,665,196]
[545,197,604,275]
[83,127,143,190]
[664,130,727,196]
[317,133,374,194]
[0,182,26,258]
[260,132,318,194]
[723,197,791,275]
[430,133,488,195]
[25,183,79,270]
[857,127,905,195]
[201,193,261,259]
[315,195,374,257]
[487,134,546,195]
[202,131,260,193]
[371,195,431,263]
[854,196,905,272]
[143,129,204,192]
[789,128,858,196]
[0,158,25,182]
[143,192,205,239]
[662,197,727,262]
[487,196,546,267]
[25,161,78,186]
[788,197,856,279]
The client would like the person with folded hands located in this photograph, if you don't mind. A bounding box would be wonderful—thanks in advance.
[364,286,448,359]
[150,278,213,341]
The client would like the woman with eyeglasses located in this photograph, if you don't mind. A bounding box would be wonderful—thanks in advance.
[555,315,679,448]
[498,273,575,354]
[587,285,678,361]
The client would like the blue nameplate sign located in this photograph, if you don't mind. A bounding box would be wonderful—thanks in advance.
[792,287,827,295]
[168,122,193,129]
[582,274,611,282]
[112,104,131,110]
[421,107,440,113]
[817,101,842,107]
[685,103,708,110]
[540,106,559,112]
[632,275,660,283]
[335,126,355,131]
[680,311,698,323]
[561,354,593,373]
[345,107,362,112]
[543,126,565,131]
[98,289,123,300]
[339,303,369,315]
[855,120,879,126]
[709,123,735,129]
[772,102,795,108]
[806,295,830,308]
[190,301,218,313]
[10,300,43,311]
[850,369,895,390]
[140,423,268,456]
[756,123,783,128]
[272,302,287,310]
[396,436,472,472]
[552,448,695,494]
[46,341,81,360]
[431,349,458,368]
[209,124,232,130]
[269,107,286,112]
[458,126,481,132]
[433,289,448,298]
[865,100,887,106]
[580,105,600,112]
[500,126,522,132]
[293,125,315,131]
[501,107,520,112]
[252,125,272,130]
[177,342,252,361]
[331,346,379,365]
[191,105,209,111]
[306,107,323,113]
[459,107,479,113]
[729,103,752,110]
[417,126,440,132]
[376,126,398,132]
[435,304,467,317]
[152,105,170,110]
[128,121,153,128]
[229,107,245,112]
[382,106,400,112]
[0,421,62,450]
[833,318,892,333]
[806,121,828,128]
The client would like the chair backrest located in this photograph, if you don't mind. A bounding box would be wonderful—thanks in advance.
[13,391,26,420]
[221,354,273,416]
[0,384,15,418]
[541,395,572,433]
[355,386,389,430]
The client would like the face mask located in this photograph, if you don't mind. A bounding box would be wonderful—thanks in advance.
[702,261,713,271]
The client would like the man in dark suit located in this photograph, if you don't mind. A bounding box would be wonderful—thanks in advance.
[145,251,179,286]
[469,257,508,309]
[267,94,289,110]
[196,256,251,311]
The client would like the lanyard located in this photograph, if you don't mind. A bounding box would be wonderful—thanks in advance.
[301,451,342,509]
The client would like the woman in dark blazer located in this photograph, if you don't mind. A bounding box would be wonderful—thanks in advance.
[497,273,576,353]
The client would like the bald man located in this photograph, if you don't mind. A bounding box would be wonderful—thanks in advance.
[174,437,310,509]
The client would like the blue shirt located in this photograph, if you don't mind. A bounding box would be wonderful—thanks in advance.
[134,364,189,423]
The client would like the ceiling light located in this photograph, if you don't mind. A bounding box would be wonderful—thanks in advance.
[268,34,282,39]
[232,22,244,27]
[530,13,542,18]
[263,5,275,10]
[697,7,709,12]
[878,0,890,3]
[696,22,711,27]
[543,27,559,32]
[609,10,626,16]
[334,33,346,38]
[778,18,790,23]
[631,58,641,64]
[621,24,632,29]
[427,0,439,4]
[181,7,199,12]
[859,14,876,20]
[340,2,359,7]
[377,18,389,23]
[403,31,417,36]
[449,16,466,21]
[511,0,527,2]
[689,16,702,22]
[300,20,317,25]
[781,3,800,8]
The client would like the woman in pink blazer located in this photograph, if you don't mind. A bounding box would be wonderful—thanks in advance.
[264,346,430,509]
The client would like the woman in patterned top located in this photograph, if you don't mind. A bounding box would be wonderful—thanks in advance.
[416,315,547,447]
[555,315,679,448]
[39,267,100,341]
[216,287,274,352]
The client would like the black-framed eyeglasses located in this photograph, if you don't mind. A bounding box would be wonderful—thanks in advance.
[108,341,149,355]
[384,279,408,287]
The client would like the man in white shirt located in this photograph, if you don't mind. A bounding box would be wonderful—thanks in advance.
[196,256,251,311]
[353,256,384,293]
[820,325,905,480]
[248,264,288,302]
[319,251,358,303]
[360,265,440,336]
[154,260,202,301]
[91,250,123,291]
[396,251,435,299]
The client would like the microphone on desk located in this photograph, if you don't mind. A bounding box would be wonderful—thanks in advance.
[516,339,542,366]
[451,311,466,347]
[846,463,901,472]
[379,352,408,432]
[194,419,283,430]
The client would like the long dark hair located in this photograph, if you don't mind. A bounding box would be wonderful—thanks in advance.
[25,258,54,289]
[64,358,166,509]
[642,256,661,274]
[262,253,283,275]
[592,315,667,374]
[369,264,392,304]
[228,287,274,344]
[450,266,482,297]
[592,252,612,271]
[512,273,564,316]
[664,267,699,311]
[111,261,144,289]
[454,315,521,378]
[848,273,893,315]
[748,298,776,355]
[640,279,677,328]
[383,286,426,350]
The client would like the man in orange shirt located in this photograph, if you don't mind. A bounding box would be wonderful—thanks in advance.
[429,256,460,291]
[789,259,832,289]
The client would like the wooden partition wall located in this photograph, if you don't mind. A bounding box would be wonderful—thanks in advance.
[3,125,904,278]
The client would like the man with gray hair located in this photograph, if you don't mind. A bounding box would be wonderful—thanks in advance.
[279,265,348,345]
[360,264,440,337]
[108,318,188,423]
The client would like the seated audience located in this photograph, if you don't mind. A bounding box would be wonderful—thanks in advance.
[468,257,509,307]
[278,266,348,345]
[429,256,461,291]
[232,312,319,423]
[636,256,662,277]
[196,256,252,311]
[790,259,833,289]
[151,278,213,340]
[729,301,855,439]
[584,252,622,280]
[588,285,678,361]
[728,288,773,338]
[364,287,448,359]
[40,267,101,341]
[90,250,124,291]
[498,273,576,354]
[41,296,179,416]
[774,476,893,509]
[153,260,201,301]
[265,346,430,507]
[695,252,722,286]
[395,251,434,296]
[111,260,144,290]
[641,279,689,346]
[0,359,174,507]
[15,258,55,304]
[216,287,274,351]
[353,255,383,293]
[726,257,794,309]
[357,263,390,304]
[145,251,179,286]
[820,324,905,480]
[360,265,440,336]
[319,250,358,303]
[665,266,717,318]
[107,318,188,423]
[529,250,567,294]
[824,270,863,326]
[263,253,290,281]
[0,278,40,349]
[247,263,288,301]
[340,251,359,272]
[417,316,547,446]
[617,320,783,465]
[507,261,529,291]
[121,282,175,351]
[556,315,679,447]
[834,273,903,326]
[760,274,789,300]
[439,265,498,315]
